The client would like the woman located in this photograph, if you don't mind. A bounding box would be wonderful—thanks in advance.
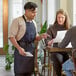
[46,9,71,76]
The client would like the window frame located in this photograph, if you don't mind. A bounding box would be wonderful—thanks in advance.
[0,0,8,55]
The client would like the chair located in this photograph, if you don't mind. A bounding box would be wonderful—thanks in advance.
[41,49,50,76]
[41,40,55,76]
[34,40,40,76]
[34,39,54,76]
[72,49,76,76]
[34,39,47,76]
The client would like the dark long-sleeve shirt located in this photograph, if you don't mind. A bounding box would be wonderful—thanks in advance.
[58,26,76,49]
[46,23,66,44]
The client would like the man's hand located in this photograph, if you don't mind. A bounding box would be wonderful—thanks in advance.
[36,33,50,41]
[41,33,50,39]
[18,47,26,56]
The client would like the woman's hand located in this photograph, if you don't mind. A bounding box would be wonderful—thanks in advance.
[47,39,53,46]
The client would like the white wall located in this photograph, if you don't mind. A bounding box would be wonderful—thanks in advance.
[47,0,56,27]
[60,0,67,10]
[67,0,73,25]
[42,0,47,25]
[73,0,76,25]
[59,0,73,25]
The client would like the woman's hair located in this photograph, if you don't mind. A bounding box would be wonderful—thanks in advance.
[54,9,70,30]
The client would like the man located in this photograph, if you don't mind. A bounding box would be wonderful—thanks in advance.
[9,2,49,76]
[58,26,76,76]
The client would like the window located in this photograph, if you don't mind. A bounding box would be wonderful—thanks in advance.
[0,0,8,55]
[0,0,3,48]
[12,0,23,19]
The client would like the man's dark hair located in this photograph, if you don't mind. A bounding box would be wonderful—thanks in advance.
[24,2,38,11]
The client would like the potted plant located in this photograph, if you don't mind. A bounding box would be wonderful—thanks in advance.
[3,44,15,70]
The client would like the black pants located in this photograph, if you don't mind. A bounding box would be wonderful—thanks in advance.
[15,73,32,76]
[51,52,69,76]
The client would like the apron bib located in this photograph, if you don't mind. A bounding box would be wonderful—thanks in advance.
[14,17,36,73]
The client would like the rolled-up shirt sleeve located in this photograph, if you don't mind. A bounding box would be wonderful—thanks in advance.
[8,19,19,39]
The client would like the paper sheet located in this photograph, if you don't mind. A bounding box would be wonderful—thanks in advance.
[25,52,33,57]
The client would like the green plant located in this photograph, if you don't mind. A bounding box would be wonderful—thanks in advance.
[39,21,47,34]
[36,21,47,75]
[3,44,15,70]
[38,20,47,59]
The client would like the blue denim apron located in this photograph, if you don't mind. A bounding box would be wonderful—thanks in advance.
[14,19,36,73]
